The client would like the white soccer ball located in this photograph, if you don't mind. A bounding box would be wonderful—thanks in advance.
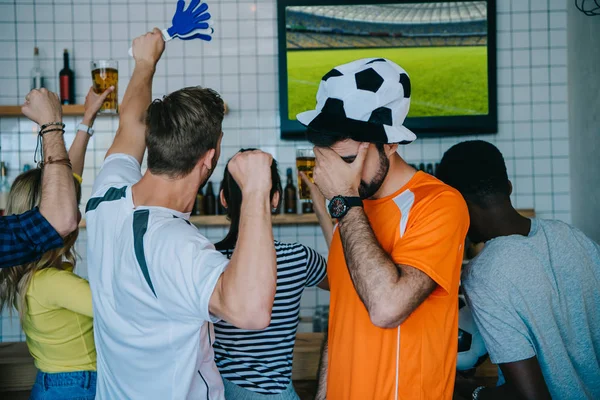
[457,297,488,371]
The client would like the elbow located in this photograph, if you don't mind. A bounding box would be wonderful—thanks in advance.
[235,307,272,330]
[54,216,79,238]
[246,310,272,330]
[368,304,409,329]
[232,295,274,330]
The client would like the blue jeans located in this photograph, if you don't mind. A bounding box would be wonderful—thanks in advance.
[29,371,96,400]
[222,378,300,400]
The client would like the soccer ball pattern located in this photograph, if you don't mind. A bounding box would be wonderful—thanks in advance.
[316,58,411,129]
[296,57,416,144]
[457,297,488,371]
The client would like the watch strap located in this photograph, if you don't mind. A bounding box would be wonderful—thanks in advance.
[77,123,94,136]
[344,196,363,208]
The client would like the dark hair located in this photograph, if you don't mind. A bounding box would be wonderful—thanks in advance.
[214,149,282,251]
[436,140,510,207]
[146,86,224,178]
[306,129,385,153]
[306,128,352,148]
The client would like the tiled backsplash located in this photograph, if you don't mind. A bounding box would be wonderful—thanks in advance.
[0,0,569,341]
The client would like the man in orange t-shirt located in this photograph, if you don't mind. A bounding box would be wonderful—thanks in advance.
[296,58,469,399]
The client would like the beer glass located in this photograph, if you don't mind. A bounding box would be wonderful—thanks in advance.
[296,148,315,206]
[90,60,118,114]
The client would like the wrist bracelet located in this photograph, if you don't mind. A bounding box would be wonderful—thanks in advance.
[39,122,65,132]
[40,157,72,169]
[472,386,486,400]
[40,128,65,136]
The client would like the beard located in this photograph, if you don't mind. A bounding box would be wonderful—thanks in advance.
[358,148,390,199]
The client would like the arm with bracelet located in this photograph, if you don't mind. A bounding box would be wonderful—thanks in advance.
[0,89,78,269]
[69,86,114,179]
[23,89,78,238]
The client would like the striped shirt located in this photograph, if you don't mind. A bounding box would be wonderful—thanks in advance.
[213,241,327,394]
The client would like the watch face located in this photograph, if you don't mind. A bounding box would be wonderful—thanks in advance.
[329,196,347,218]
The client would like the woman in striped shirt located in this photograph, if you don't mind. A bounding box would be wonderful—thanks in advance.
[214,149,330,400]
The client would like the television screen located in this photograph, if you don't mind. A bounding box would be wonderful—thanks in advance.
[277,0,497,139]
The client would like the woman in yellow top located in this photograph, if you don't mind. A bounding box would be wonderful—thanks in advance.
[0,86,112,400]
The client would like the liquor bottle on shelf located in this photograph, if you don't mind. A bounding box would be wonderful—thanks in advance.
[284,168,297,214]
[418,163,425,172]
[217,180,226,215]
[204,182,216,216]
[425,163,434,175]
[59,49,75,105]
[193,187,204,216]
[0,162,10,217]
[31,47,44,90]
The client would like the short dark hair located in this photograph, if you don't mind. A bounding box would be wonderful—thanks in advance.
[305,129,385,152]
[146,87,224,178]
[436,140,510,207]
[306,128,351,148]
[215,149,282,251]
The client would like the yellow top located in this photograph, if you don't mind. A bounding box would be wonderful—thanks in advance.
[21,263,96,372]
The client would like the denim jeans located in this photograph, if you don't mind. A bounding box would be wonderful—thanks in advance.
[29,371,96,400]
[222,378,300,400]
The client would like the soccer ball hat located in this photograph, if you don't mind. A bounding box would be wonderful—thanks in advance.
[296,58,416,145]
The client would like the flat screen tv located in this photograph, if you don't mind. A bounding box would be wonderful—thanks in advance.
[277,0,497,140]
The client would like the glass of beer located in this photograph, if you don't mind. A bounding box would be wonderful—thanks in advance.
[90,60,118,114]
[297,148,316,210]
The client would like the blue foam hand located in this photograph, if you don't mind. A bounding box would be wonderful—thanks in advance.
[167,0,212,39]
[178,31,213,42]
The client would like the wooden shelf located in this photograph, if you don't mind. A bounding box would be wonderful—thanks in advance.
[79,213,321,229]
[0,105,87,117]
[0,102,229,117]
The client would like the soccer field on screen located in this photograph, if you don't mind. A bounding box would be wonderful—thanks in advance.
[287,46,488,120]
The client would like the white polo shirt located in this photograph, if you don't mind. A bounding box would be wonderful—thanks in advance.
[85,154,228,400]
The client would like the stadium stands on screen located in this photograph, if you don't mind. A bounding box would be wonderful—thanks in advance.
[286,2,487,49]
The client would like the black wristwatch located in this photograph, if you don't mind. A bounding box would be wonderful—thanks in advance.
[328,196,363,219]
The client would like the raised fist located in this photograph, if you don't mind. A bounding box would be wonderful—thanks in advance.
[227,150,273,195]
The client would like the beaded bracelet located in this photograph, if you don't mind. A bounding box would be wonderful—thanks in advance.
[41,157,72,169]
[39,122,65,132]
[39,127,65,136]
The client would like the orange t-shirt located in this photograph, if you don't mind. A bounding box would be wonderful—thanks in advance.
[326,171,469,400]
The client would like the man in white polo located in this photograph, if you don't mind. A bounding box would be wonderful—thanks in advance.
[85,29,277,399]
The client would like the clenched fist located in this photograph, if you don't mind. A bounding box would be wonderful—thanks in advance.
[132,28,166,67]
[228,150,273,195]
[22,88,62,127]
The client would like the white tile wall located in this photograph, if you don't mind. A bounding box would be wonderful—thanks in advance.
[0,0,569,341]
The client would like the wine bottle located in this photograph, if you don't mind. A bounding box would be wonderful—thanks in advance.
[31,47,44,90]
[194,188,204,216]
[204,182,216,216]
[0,162,10,217]
[217,180,226,215]
[425,163,434,175]
[59,49,75,105]
[284,168,297,214]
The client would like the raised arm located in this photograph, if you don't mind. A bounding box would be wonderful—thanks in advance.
[22,89,77,237]
[209,150,277,329]
[105,29,165,163]
[338,207,436,327]
[313,144,438,328]
[69,86,114,177]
